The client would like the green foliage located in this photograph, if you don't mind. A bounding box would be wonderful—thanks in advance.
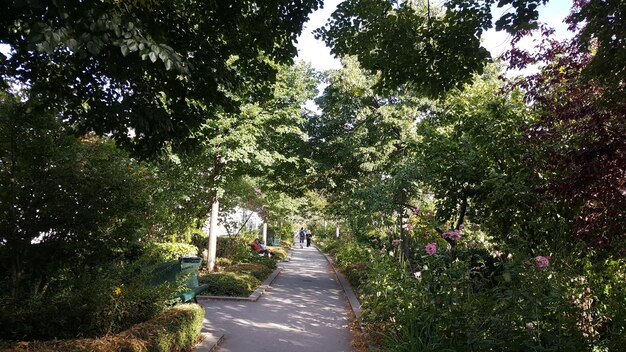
[0,262,176,341]
[326,237,593,351]
[225,263,273,281]
[0,95,154,298]
[0,304,204,352]
[316,0,547,97]
[274,222,297,241]
[199,272,260,297]
[1,0,322,154]
[135,242,199,267]
[215,236,253,262]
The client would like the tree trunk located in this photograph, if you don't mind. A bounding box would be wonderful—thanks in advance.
[399,209,410,264]
[8,104,23,298]
[456,196,468,229]
[207,197,219,272]
[206,154,223,272]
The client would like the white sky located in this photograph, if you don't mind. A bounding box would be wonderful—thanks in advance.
[296,0,575,72]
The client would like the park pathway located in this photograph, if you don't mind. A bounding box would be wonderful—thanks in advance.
[198,245,354,352]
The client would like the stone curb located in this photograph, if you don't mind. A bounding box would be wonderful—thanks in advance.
[193,331,225,352]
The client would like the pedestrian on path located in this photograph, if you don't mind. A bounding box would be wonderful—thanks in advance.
[306,231,313,247]
[298,227,306,248]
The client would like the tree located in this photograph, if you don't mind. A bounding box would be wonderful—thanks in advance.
[0,0,321,155]
[0,92,153,297]
[315,0,548,97]
[307,56,427,259]
[506,23,626,250]
[149,62,318,269]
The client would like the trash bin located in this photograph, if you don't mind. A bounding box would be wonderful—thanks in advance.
[180,256,203,270]
[272,237,281,246]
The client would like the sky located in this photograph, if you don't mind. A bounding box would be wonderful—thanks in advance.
[296,0,575,72]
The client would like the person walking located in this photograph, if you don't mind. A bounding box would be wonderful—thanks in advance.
[298,227,306,248]
[306,231,313,247]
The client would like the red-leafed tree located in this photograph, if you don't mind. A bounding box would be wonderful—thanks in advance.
[505,0,626,249]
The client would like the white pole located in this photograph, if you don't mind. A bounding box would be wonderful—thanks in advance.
[335,224,340,238]
[207,198,219,272]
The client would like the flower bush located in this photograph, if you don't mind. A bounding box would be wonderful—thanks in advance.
[320,232,626,351]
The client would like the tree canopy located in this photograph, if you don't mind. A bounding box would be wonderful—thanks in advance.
[0,0,321,155]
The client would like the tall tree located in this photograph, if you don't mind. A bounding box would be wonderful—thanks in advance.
[308,56,424,254]
[152,62,318,269]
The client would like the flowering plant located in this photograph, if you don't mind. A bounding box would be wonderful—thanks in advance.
[442,229,462,241]
[425,242,437,255]
[535,255,551,269]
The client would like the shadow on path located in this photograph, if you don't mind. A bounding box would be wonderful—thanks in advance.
[199,245,353,352]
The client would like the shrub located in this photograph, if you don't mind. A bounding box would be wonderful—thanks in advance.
[135,242,198,267]
[246,254,278,270]
[0,304,204,352]
[199,272,260,297]
[268,246,287,261]
[120,304,204,352]
[0,262,176,341]
[225,263,273,281]
[215,236,251,261]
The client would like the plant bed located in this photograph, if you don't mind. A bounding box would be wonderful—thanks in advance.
[198,271,261,297]
[0,304,204,352]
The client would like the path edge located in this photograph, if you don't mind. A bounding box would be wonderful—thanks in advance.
[192,330,225,352]
[316,247,362,319]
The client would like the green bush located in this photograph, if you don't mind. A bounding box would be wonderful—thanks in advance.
[135,242,198,267]
[215,236,252,261]
[225,263,273,281]
[324,237,604,351]
[246,253,278,270]
[0,304,204,352]
[0,263,176,341]
[199,272,260,297]
[121,304,204,352]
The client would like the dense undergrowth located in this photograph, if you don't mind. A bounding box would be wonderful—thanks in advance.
[319,234,626,352]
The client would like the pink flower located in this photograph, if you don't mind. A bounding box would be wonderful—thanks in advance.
[535,255,551,269]
[442,229,462,241]
[425,242,437,255]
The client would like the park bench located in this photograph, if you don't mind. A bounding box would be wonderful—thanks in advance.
[139,257,209,303]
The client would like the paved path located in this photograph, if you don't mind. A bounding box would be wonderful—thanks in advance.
[199,245,353,352]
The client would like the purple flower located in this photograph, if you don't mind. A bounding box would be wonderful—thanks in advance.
[535,255,551,269]
[425,242,437,255]
[442,229,462,241]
